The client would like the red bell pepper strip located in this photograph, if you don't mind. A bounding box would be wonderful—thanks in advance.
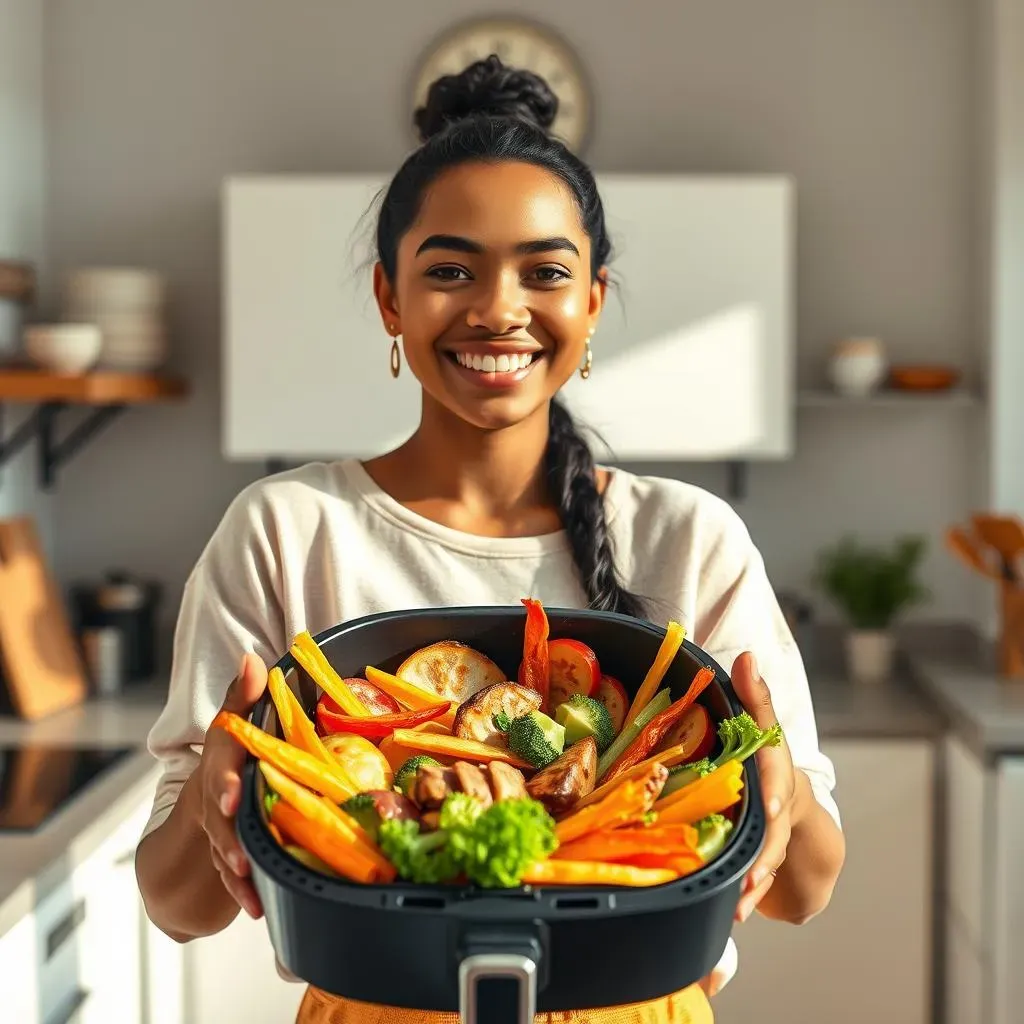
[601,667,716,783]
[520,598,551,711]
[317,700,450,739]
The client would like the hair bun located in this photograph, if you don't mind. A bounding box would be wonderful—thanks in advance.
[414,55,559,142]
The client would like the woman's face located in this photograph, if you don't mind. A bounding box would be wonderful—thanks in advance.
[374,161,606,432]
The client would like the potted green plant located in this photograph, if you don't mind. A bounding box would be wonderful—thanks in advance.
[814,535,930,682]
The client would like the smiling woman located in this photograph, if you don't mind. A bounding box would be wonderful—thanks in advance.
[135,52,843,1024]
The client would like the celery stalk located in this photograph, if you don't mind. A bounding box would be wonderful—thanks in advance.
[597,687,672,779]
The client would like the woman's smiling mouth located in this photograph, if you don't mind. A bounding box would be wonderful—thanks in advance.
[443,348,543,388]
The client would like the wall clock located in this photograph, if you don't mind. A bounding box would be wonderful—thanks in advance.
[410,18,592,152]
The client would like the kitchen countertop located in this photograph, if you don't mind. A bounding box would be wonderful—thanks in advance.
[0,682,167,940]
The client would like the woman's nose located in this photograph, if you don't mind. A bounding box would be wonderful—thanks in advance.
[465,271,530,334]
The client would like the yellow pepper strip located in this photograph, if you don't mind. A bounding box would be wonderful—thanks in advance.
[212,711,357,803]
[623,621,686,729]
[266,666,350,775]
[653,760,745,825]
[290,632,370,717]
[365,665,457,719]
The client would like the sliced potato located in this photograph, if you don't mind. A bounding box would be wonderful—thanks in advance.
[452,682,542,746]
[397,640,506,704]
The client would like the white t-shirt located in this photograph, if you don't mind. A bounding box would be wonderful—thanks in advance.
[144,458,840,989]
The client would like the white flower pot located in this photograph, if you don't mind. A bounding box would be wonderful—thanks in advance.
[829,337,887,397]
[845,629,895,683]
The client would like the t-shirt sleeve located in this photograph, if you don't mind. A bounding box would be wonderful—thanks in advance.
[141,490,288,839]
[692,510,841,830]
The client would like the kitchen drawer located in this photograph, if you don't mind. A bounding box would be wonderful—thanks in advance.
[0,911,40,1024]
[944,735,987,952]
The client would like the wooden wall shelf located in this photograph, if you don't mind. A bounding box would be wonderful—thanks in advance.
[0,369,188,490]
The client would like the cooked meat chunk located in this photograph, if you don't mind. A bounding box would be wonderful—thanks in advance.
[453,761,493,809]
[413,763,458,809]
[526,737,598,816]
[487,760,529,802]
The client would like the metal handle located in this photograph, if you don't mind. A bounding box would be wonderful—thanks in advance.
[459,953,537,1024]
[46,988,90,1024]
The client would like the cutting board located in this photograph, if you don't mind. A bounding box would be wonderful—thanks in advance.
[0,517,88,719]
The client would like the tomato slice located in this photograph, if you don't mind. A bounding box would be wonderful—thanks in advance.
[320,679,399,721]
[548,638,601,706]
[659,704,715,761]
[594,674,629,733]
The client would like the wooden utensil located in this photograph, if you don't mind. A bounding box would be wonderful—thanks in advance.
[0,517,88,719]
[970,513,1024,582]
[945,526,1002,581]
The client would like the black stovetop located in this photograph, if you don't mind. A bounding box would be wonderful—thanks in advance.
[0,743,136,832]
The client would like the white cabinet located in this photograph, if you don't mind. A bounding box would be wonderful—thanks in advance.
[0,910,40,1024]
[712,738,935,1024]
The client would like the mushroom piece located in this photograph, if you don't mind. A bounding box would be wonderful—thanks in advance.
[526,737,598,816]
[452,682,542,747]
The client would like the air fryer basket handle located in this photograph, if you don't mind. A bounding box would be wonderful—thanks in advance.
[458,952,537,1024]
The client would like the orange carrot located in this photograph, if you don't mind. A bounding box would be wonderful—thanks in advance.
[267,666,348,772]
[269,800,377,884]
[618,852,703,876]
[212,711,358,803]
[389,729,532,769]
[267,820,285,846]
[522,859,676,888]
[602,668,716,784]
[554,824,698,862]
[259,761,395,882]
[623,621,686,728]
[555,764,668,845]
[654,760,745,825]
[291,633,370,718]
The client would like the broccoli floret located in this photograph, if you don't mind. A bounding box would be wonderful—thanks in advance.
[493,710,512,731]
[661,714,784,798]
[263,789,279,818]
[461,798,558,888]
[394,755,441,796]
[554,695,615,753]
[341,793,380,836]
[694,813,734,861]
[378,793,557,889]
[506,710,565,768]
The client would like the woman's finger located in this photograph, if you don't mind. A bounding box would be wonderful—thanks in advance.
[729,652,776,729]
[203,766,249,874]
[736,868,778,922]
[210,846,263,919]
[744,814,791,895]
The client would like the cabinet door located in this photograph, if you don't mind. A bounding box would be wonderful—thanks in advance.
[0,912,40,1024]
[992,757,1024,1024]
[944,734,988,952]
[711,739,934,1024]
[945,908,984,1024]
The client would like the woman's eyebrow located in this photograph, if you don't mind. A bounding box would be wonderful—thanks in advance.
[415,234,581,257]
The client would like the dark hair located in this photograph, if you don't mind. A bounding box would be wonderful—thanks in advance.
[375,56,646,619]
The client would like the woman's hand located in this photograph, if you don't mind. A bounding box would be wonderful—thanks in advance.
[729,652,797,922]
[197,652,269,920]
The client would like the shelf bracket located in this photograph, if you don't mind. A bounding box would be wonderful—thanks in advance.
[725,461,748,501]
[0,401,127,490]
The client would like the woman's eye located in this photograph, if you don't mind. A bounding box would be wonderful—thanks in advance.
[531,266,571,284]
[426,265,470,282]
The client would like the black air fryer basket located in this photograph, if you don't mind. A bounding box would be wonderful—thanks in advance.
[237,607,767,1022]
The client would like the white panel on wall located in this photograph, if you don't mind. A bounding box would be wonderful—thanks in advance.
[223,174,794,461]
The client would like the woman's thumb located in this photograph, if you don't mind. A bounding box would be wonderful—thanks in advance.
[223,652,269,714]
[730,652,775,728]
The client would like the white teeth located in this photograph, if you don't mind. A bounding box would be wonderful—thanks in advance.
[454,352,534,372]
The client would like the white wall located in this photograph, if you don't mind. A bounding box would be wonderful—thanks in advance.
[41,0,982,629]
[0,0,50,538]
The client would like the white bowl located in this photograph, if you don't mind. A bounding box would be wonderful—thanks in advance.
[23,323,103,374]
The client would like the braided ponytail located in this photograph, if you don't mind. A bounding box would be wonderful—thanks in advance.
[546,399,647,618]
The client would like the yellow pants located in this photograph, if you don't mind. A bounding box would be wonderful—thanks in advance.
[296,985,713,1024]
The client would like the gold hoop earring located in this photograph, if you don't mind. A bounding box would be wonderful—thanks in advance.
[579,336,593,380]
[389,336,401,378]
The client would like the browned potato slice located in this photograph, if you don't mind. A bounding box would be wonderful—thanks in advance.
[452,682,542,746]
[526,736,598,816]
[397,640,506,703]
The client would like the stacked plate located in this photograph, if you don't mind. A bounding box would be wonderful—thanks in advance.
[64,267,168,371]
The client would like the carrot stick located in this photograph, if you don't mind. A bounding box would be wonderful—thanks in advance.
[624,621,686,729]
[258,762,395,882]
[554,824,698,862]
[390,729,532,769]
[522,859,676,888]
[212,711,358,803]
[602,668,716,784]
[654,760,745,825]
[618,852,703,876]
[269,800,377,884]
[364,665,457,718]
[291,632,370,718]
[267,666,347,771]
[574,743,693,812]
[555,764,668,844]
